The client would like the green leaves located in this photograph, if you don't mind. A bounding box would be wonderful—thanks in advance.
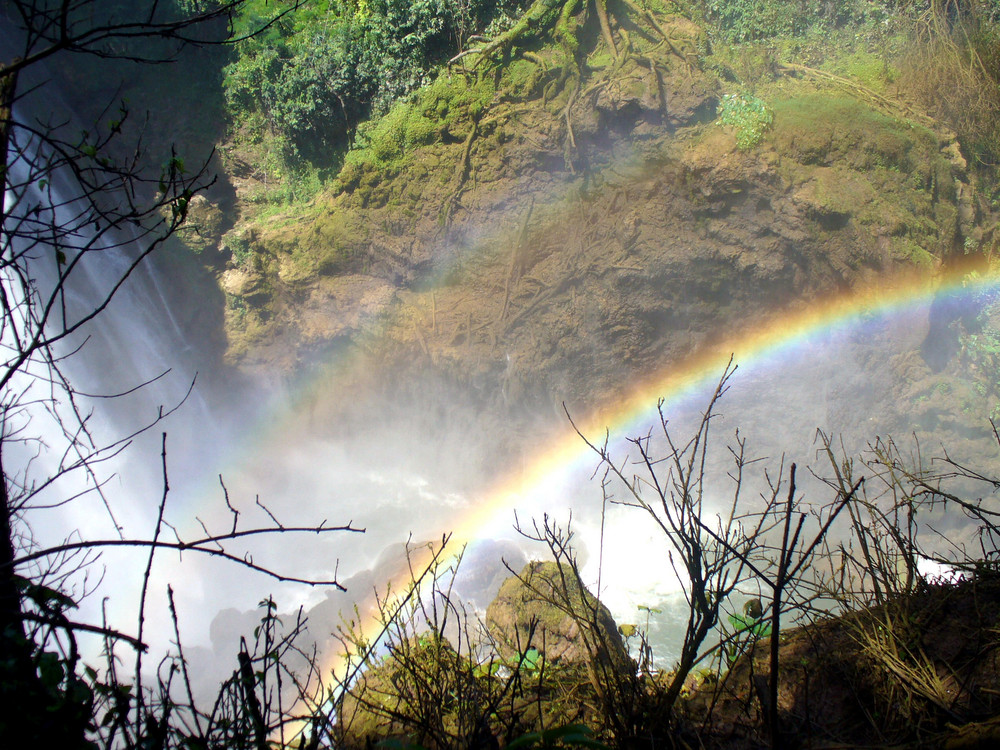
[223,0,530,169]
[718,92,774,150]
[518,646,542,672]
[727,611,771,638]
[14,574,78,612]
[507,723,608,749]
[705,0,799,43]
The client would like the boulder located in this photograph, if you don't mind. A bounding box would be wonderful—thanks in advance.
[486,561,631,673]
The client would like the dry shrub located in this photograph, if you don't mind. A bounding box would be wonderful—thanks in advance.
[898,1,1000,169]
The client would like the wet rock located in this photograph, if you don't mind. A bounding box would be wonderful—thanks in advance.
[220,267,269,302]
[174,194,226,257]
[486,561,631,672]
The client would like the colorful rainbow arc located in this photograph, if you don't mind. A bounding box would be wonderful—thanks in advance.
[291,263,999,730]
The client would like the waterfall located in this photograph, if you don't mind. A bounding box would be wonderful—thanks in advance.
[1,90,266,663]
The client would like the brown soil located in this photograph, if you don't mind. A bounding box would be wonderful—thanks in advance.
[688,574,1000,748]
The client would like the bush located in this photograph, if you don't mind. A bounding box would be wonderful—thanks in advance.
[697,0,903,43]
[717,92,773,149]
[898,2,1000,170]
[224,0,530,170]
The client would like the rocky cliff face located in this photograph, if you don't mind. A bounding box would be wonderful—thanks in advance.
[180,9,983,460]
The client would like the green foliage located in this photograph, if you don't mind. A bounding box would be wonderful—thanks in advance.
[698,0,900,43]
[1,578,97,748]
[224,0,529,171]
[507,723,608,749]
[224,231,253,267]
[898,1,1000,172]
[702,0,803,42]
[518,646,542,672]
[727,612,770,638]
[717,92,773,149]
[339,70,495,181]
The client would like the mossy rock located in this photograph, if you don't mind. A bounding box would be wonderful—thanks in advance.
[174,194,226,255]
[769,94,937,173]
[486,561,631,673]
[335,633,494,750]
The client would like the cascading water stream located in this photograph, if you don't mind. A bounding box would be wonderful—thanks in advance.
[0,96,270,664]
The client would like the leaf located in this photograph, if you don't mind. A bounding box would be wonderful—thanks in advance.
[18,577,77,610]
[37,651,65,688]
[514,647,542,672]
[508,724,608,749]
[728,613,771,638]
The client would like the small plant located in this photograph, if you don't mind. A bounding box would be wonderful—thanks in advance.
[718,92,773,149]
[724,598,771,666]
[224,231,253,268]
[507,723,608,749]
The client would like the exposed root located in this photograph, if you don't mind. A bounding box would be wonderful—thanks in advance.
[553,0,583,171]
[777,62,935,125]
[595,0,618,60]
[620,0,690,65]
[411,318,430,359]
[446,0,685,194]
[499,198,535,324]
[562,88,579,173]
[440,118,479,227]
[448,0,567,69]
[522,51,549,70]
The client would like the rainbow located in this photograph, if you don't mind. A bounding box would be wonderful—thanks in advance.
[282,261,1000,734]
[435,263,1000,554]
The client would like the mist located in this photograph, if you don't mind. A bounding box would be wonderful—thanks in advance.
[37,238,997,697]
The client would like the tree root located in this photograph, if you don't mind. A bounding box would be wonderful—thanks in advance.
[562,85,579,172]
[777,62,935,125]
[500,198,535,324]
[446,0,693,200]
[440,118,479,227]
[448,0,567,69]
[411,318,430,359]
[595,0,618,60]
[619,0,690,65]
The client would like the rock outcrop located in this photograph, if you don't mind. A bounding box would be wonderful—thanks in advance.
[486,561,630,673]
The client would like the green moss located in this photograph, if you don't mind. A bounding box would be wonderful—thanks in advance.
[827,49,899,93]
[758,81,960,266]
[339,70,497,183]
[768,94,936,173]
[889,238,935,266]
[812,167,874,215]
[705,43,779,89]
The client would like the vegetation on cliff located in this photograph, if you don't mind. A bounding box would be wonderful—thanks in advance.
[195,0,998,402]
